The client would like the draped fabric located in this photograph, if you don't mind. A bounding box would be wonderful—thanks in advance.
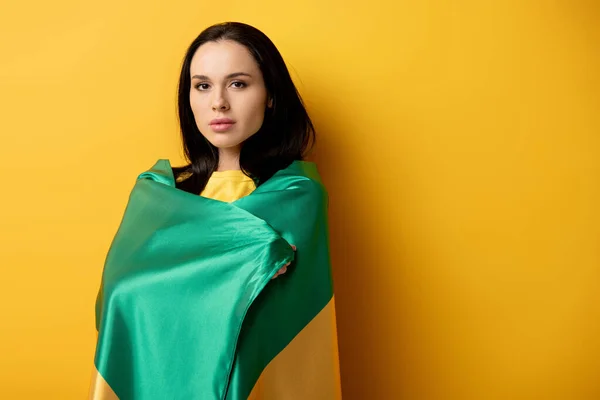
[90,159,341,399]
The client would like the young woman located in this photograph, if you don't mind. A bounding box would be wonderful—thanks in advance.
[90,22,341,399]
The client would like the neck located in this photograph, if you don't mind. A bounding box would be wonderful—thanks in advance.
[217,146,241,171]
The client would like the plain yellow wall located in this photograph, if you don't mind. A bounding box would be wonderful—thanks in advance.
[1,0,598,398]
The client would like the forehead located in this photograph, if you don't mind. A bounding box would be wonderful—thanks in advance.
[190,40,260,77]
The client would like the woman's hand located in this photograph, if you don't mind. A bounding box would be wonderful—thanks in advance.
[272,245,296,279]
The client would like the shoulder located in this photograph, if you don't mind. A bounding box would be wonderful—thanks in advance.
[266,161,329,204]
[294,174,328,201]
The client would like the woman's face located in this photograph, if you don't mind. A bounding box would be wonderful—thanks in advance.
[189,40,271,151]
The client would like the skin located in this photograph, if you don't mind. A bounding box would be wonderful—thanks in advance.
[189,39,292,278]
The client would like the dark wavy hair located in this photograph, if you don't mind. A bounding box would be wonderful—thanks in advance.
[172,22,315,194]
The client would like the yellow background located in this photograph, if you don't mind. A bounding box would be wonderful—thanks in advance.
[1,0,598,398]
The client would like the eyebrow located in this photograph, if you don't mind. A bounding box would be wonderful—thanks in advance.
[191,72,252,80]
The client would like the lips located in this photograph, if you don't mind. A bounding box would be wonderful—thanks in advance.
[209,118,236,133]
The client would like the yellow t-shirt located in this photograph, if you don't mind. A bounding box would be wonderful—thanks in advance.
[200,169,256,202]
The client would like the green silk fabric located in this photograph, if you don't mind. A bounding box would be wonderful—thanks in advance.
[94,159,334,399]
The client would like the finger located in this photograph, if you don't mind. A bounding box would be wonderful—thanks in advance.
[272,265,286,280]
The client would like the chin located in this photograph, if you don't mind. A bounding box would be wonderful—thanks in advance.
[208,136,245,149]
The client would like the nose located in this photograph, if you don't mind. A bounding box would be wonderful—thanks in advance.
[211,90,230,112]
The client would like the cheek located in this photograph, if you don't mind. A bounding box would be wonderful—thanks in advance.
[239,93,267,131]
[247,102,266,130]
[189,93,209,118]
[189,95,198,116]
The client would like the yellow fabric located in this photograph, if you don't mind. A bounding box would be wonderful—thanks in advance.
[200,169,256,203]
[89,366,118,400]
[248,297,343,400]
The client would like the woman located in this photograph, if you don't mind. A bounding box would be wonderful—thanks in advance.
[90,22,341,399]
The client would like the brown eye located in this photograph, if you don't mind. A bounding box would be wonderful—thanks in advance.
[231,81,246,89]
[195,83,210,90]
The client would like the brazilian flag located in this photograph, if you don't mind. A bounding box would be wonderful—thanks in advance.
[89,159,342,399]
